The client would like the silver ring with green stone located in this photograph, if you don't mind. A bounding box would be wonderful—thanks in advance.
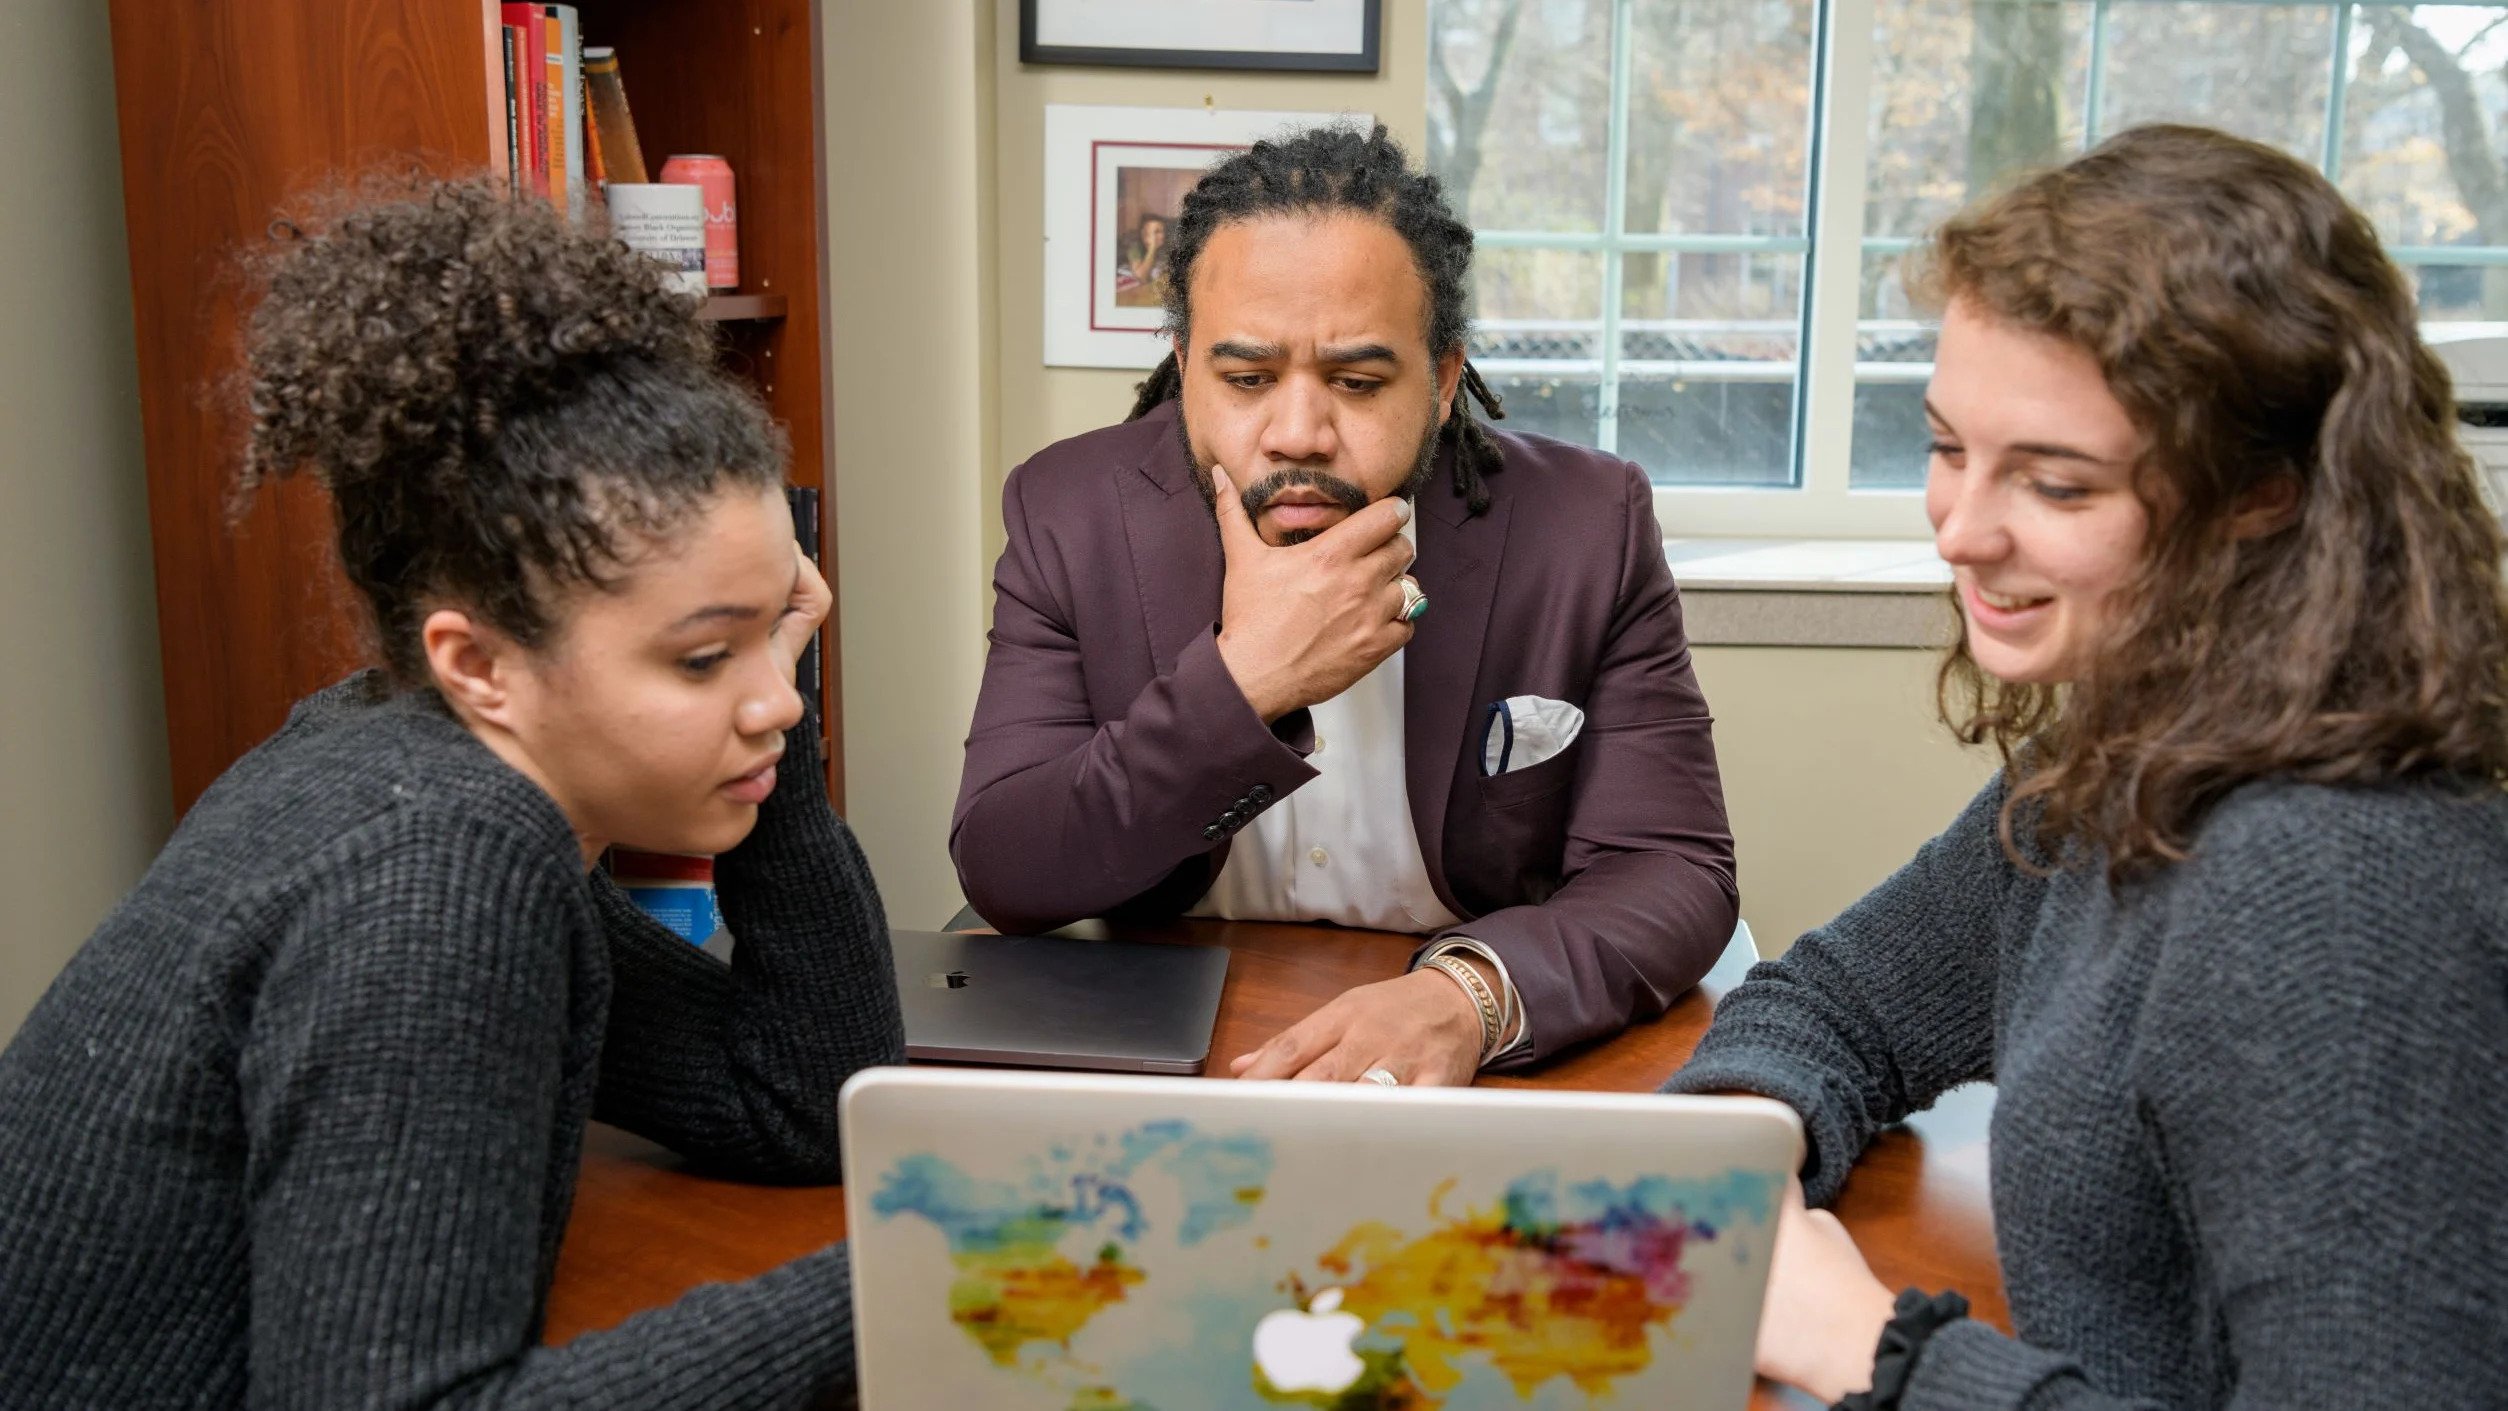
[1397,575,1429,623]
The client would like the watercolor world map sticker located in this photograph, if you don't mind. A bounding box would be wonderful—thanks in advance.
[871,1120,1777,1409]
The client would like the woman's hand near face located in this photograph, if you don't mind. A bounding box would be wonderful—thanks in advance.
[1756,1177,1899,1404]
[768,545,833,679]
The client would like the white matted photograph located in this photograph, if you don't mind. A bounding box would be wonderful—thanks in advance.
[1022,0,1380,73]
[1041,104,1370,370]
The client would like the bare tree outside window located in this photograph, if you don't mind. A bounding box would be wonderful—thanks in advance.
[1429,0,2508,516]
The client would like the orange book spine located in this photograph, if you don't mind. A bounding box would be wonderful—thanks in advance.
[583,76,607,187]
[542,12,565,207]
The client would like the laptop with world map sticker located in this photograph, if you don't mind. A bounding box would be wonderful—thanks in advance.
[840,1067,1802,1410]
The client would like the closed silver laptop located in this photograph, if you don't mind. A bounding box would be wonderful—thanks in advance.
[890,929,1230,1075]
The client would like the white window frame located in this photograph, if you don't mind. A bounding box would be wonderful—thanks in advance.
[1458,0,2506,541]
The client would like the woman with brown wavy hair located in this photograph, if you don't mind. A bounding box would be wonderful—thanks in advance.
[1664,124,2508,1408]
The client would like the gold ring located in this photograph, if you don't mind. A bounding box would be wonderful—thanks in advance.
[1396,576,1428,624]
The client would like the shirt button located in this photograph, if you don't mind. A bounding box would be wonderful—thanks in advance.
[1309,847,1329,867]
[1312,734,1326,756]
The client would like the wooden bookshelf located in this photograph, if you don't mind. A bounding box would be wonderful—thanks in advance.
[106,0,842,814]
[697,293,790,322]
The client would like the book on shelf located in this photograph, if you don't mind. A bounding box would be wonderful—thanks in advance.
[500,27,522,198]
[499,7,543,199]
[552,5,585,220]
[540,7,570,214]
[494,4,585,211]
[788,484,824,700]
[583,72,607,186]
[582,45,649,185]
[491,17,651,221]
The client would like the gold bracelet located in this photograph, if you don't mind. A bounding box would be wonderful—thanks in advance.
[1429,954,1502,1062]
[1427,937,1525,1059]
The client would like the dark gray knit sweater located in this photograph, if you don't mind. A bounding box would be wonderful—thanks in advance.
[0,673,905,1408]
[1666,772,2508,1408]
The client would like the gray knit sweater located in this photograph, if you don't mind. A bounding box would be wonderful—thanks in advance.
[0,673,905,1408]
[1666,772,2508,1408]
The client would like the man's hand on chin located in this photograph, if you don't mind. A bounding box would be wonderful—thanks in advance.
[1228,969,1482,1087]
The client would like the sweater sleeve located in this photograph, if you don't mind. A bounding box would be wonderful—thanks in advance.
[1660,775,2031,1203]
[1895,793,2508,1411]
[591,708,907,1183]
[238,816,862,1409]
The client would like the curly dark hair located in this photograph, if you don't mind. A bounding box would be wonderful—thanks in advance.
[239,177,786,685]
[1124,122,1508,516]
[1910,124,2508,876]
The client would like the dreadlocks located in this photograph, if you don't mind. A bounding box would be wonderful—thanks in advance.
[1124,123,1506,517]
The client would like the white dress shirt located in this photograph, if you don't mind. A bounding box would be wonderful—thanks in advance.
[1189,520,1460,932]
[1187,640,1463,933]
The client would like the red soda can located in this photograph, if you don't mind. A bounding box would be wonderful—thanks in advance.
[659,154,738,290]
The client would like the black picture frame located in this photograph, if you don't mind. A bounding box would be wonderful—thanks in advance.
[1019,0,1382,74]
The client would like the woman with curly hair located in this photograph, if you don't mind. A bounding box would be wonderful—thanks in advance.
[1665,125,2508,1407]
[0,181,903,1406]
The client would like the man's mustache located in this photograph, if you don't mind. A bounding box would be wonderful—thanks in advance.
[1237,466,1370,520]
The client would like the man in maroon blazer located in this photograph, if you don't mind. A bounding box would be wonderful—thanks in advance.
[952,124,1735,1084]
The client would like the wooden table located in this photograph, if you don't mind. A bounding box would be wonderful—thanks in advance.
[546,920,2005,1407]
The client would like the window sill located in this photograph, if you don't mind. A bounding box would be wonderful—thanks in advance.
[1666,538,1953,649]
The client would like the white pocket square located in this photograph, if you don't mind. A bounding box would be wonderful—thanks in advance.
[1480,695,1585,776]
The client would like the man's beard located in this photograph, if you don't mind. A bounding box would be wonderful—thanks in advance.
[1179,402,1442,545]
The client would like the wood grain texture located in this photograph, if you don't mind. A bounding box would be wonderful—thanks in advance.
[108,0,501,812]
[545,920,2006,1407]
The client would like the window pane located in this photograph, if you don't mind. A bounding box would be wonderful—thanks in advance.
[1621,252,1805,486]
[1625,0,1819,239]
[1853,243,1937,489]
[2345,6,2508,321]
[1468,247,1605,446]
[1427,0,1613,232]
[1850,383,1934,490]
[1477,371,1605,446]
[1865,0,2095,239]
[2097,2,2336,159]
[1472,246,1604,329]
[1856,0,2094,490]
[2405,262,2508,322]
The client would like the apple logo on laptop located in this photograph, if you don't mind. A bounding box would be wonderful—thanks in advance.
[926,970,970,990]
[1252,1287,1365,1394]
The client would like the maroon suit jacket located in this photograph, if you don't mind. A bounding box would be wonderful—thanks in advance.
[951,400,1737,1064]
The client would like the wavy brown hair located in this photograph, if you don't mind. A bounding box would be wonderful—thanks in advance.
[1910,124,2508,876]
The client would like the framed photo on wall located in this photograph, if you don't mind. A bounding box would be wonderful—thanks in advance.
[1022,0,1381,74]
[1042,104,1369,369]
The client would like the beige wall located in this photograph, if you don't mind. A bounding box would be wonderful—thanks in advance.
[0,0,171,1038]
[1692,647,1995,953]
[823,0,1991,947]
[822,1,1001,928]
